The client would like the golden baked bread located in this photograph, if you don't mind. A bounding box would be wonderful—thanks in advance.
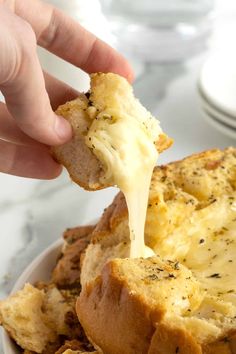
[0,226,96,353]
[54,339,98,354]
[77,147,236,354]
[61,350,98,354]
[52,225,95,288]
[0,284,56,353]
[0,283,82,353]
[0,283,91,354]
[52,73,171,191]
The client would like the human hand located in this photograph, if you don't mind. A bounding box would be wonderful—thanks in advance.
[0,0,133,179]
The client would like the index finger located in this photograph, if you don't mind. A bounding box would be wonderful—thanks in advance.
[12,0,134,82]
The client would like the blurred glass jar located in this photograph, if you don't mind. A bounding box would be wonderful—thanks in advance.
[38,0,113,92]
[100,0,215,62]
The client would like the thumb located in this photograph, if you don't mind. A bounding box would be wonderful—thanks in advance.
[0,5,72,146]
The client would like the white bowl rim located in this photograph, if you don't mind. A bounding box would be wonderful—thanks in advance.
[198,83,236,121]
[202,110,236,140]
[199,93,236,129]
[199,53,236,117]
[198,82,236,118]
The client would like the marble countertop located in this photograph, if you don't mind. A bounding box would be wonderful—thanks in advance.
[1,1,236,352]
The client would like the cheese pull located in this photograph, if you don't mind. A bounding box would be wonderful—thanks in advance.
[52,73,171,258]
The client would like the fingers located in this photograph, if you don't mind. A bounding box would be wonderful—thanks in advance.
[0,140,62,179]
[0,4,72,146]
[13,0,134,81]
[44,72,79,110]
[0,73,78,146]
[0,102,40,146]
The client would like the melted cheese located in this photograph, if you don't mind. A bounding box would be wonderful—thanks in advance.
[185,198,236,314]
[148,191,236,323]
[85,75,162,258]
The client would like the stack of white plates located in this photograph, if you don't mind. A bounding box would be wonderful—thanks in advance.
[198,52,236,140]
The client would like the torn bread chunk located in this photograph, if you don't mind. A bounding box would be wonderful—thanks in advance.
[52,73,171,191]
[52,73,172,259]
[0,284,77,353]
[0,284,55,353]
[0,226,97,353]
[77,147,236,354]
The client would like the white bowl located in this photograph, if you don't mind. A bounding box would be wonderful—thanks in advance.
[199,51,236,117]
[197,85,236,140]
[198,89,236,128]
[2,239,63,354]
[202,110,236,140]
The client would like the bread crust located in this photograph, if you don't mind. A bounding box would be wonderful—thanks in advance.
[149,322,202,354]
[51,95,105,190]
[77,256,202,354]
[78,268,157,354]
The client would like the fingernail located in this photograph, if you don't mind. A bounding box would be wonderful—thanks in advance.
[54,115,72,142]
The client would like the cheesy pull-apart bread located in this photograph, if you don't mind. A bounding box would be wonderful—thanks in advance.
[77,147,236,354]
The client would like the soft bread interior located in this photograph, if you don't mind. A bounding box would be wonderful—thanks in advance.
[0,284,73,353]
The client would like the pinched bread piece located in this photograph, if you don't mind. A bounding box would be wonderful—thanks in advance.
[78,147,236,354]
[52,73,171,190]
[52,95,103,190]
